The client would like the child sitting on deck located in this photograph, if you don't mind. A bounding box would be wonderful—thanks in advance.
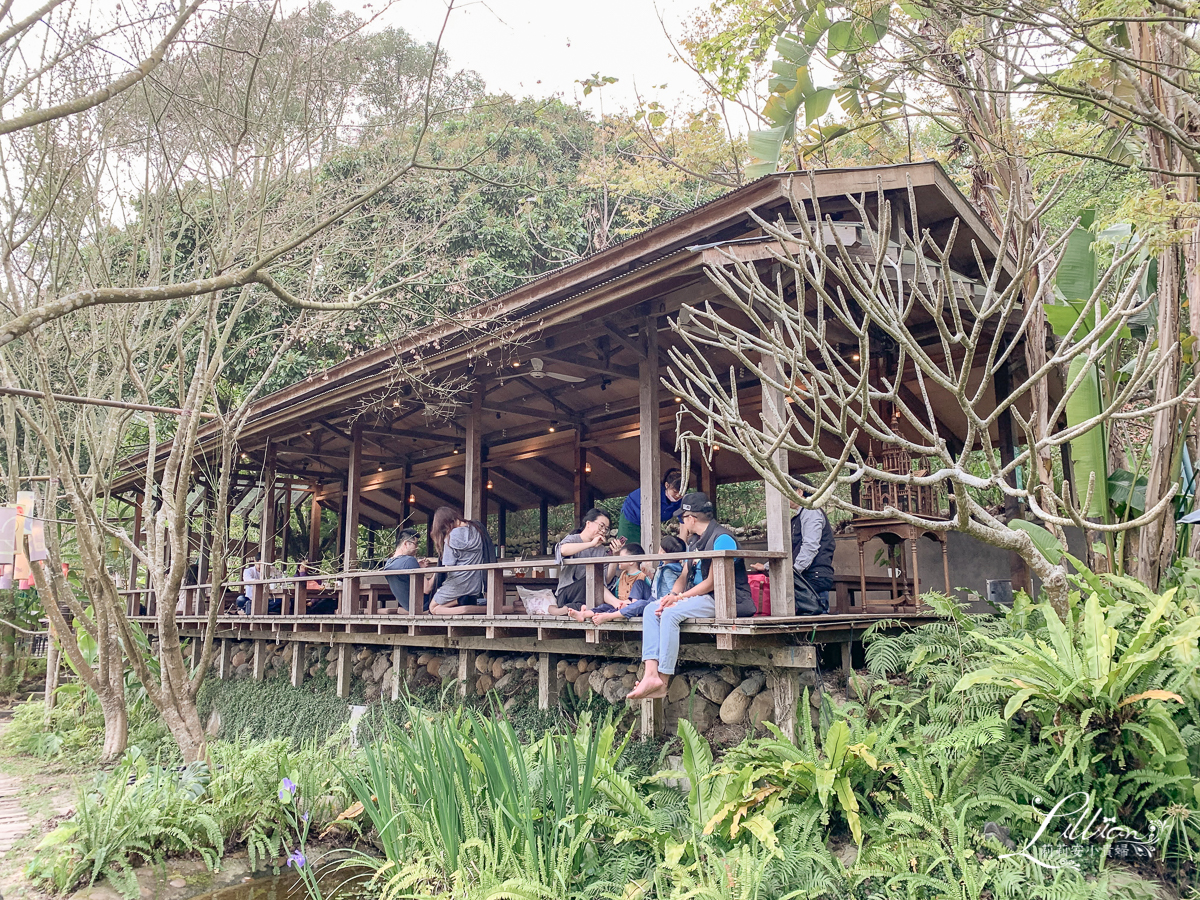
[567,543,650,622]
[590,535,685,624]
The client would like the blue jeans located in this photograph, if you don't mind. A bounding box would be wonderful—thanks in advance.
[641,594,716,675]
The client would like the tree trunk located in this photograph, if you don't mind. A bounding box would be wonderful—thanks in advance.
[161,700,208,764]
[43,640,59,717]
[98,690,129,763]
[0,590,14,679]
[1136,241,1182,588]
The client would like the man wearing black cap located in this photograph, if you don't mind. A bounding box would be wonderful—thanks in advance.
[628,491,755,700]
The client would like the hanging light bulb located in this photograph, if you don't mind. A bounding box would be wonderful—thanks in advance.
[408,493,416,504]
[584,462,592,474]
[486,478,494,490]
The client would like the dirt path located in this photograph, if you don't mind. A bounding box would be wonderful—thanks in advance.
[0,712,77,899]
[0,769,31,852]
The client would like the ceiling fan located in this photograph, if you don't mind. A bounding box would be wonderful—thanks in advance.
[525,358,585,383]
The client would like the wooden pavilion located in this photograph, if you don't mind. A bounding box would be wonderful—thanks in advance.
[111,162,1024,722]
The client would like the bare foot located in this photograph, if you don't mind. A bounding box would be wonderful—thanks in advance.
[628,673,669,700]
[566,607,593,622]
[592,611,621,625]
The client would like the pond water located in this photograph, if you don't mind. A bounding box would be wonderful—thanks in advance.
[188,869,369,900]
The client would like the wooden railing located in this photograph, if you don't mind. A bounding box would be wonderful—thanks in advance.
[568,550,791,623]
[118,549,795,621]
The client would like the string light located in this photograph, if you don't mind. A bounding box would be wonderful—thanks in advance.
[851,352,861,361]
[548,426,556,433]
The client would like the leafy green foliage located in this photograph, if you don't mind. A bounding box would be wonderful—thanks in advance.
[25,737,353,898]
[22,568,1200,897]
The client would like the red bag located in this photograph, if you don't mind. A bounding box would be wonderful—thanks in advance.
[748,573,771,616]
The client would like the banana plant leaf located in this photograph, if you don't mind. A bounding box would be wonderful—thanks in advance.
[1108,468,1146,518]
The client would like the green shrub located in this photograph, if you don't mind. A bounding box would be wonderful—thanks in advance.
[198,675,352,745]
[26,749,222,898]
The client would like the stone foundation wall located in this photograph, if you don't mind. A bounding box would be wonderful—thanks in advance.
[215,640,818,740]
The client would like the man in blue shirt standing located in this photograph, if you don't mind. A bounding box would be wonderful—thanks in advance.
[628,491,755,700]
[617,468,683,544]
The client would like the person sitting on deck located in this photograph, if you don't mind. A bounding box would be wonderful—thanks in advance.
[236,556,261,615]
[628,492,755,700]
[790,478,835,615]
[428,507,495,616]
[381,529,433,613]
[548,508,623,616]
[617,468,683,544]
[299,560,338,615]
[583,542,655,624]
[647,534,687,601]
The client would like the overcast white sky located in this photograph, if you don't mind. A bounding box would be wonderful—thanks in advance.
[346,0,711,116]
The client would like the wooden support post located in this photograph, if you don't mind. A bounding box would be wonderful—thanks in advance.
[537,652,561,710]
[840,641,852,674]
[482,467,490,525]
[189,638,202,672]
[308,491,322,562]
[712,557,737,623]
[641,696,664,740]
[293,579,306,616]
[391,647,408,701]
[260,445,277,565]
[759,348,796,617]
[638,319,662,553]
[400,464,411,524]
[769,667,803,743]
[290,642,305,688]
[218,639,232,679]
[128,495,143,592]
[858,541,867,611]
[498,504,507,553]
[336,644,352,699]
[198,485,211,586]
[941,540,951,594]
[252,641,267,681]
[341,422,364,615]
[464,389,484,521]
[574,434,588,522]
[539,496,549,555]
[486,567,505,616]
[584,559,605,611]
[458,650,477,699]
[280,482,292,564]
[699,456,717,506]
[910,537,920,600]
[407,571,424,616]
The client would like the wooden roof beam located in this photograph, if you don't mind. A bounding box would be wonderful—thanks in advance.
[362,427,460,444]
[541,351,638,381]
[602,321,647,360]
[588,445,639,482]
[489,465,568,505]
